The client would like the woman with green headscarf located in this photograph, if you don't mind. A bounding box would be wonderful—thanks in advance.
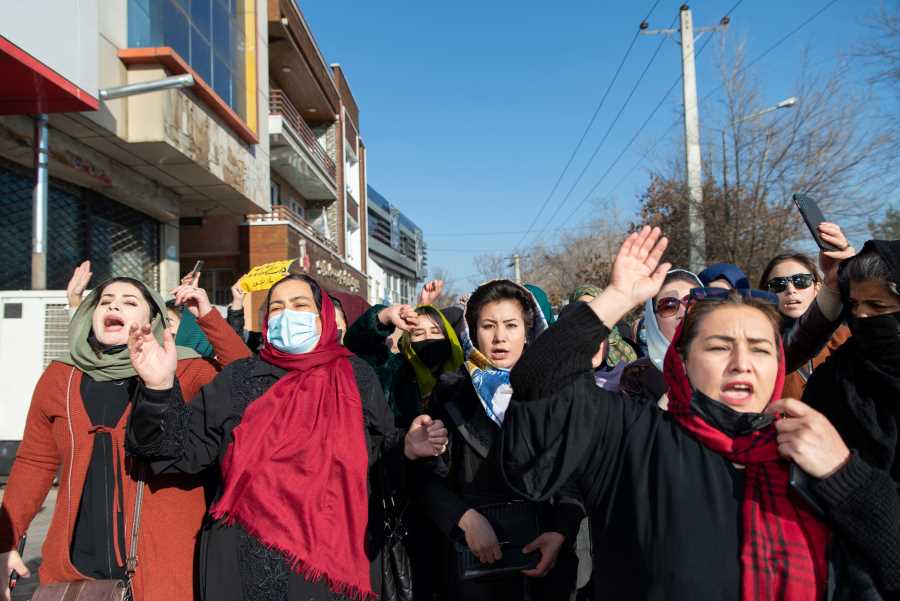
[344,302,465,428]
[0,276,249,601]
[343,300,464,601]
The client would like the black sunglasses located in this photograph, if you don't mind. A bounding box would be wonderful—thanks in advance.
[689,287,780,306]
[766,273,816,293]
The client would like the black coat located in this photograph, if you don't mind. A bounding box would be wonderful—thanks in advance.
[502,303,768,601]
[417,368,584,601]
[126,355,405,601]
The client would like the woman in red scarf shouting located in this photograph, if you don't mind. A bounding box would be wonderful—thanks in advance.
[501,227,848,601]
[125,274,448,601]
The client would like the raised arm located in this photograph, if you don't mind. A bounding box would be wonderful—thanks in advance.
[124,322,234,474]
[784,222,855,372]
[503,226,670,505]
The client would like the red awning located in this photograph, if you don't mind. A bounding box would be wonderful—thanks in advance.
[0,35,98,115]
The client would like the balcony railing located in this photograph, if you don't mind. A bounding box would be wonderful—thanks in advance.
[246,204,337,252]
[269,88,337,180]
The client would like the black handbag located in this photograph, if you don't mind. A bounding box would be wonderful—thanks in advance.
[455,501,540,580]
[381,495,413,601]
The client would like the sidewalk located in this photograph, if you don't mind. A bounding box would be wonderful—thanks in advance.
[0,486,55,601]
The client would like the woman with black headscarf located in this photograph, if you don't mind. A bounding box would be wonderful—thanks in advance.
[418,279,583,601]
[121,274,448,601]
[788,239,900,599]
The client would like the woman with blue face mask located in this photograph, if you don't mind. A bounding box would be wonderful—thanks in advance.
[122,274,450,601]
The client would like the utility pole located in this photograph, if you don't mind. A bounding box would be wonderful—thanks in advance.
[642,5,729,273]
[511,254,522,284]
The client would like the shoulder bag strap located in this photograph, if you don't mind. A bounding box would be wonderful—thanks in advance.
[125,464,146,576]
[444,399,491,459]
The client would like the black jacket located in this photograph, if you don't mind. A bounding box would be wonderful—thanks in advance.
[502,303,769,600]
[419,368,585,547]
[126,355,405,601]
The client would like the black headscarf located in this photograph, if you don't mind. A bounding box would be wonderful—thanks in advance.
[804,239,900,473]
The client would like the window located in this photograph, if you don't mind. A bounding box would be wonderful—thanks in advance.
[128,0,247,119]
[197,268,235,306]
[270,181,280,205]
[0,161,160,290]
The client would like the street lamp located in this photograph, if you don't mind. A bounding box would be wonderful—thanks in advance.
[719,96,798,226]
[734,96,798,124]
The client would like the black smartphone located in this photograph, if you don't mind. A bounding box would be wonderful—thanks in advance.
[793,193,839,251]
[8,534,26,590]
[188,260,204,279]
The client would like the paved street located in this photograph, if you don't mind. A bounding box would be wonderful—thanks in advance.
[0,487,55,601]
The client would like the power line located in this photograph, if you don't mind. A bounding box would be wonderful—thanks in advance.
[523,11,680,248]
[426,224,599,237]
[605,0,838,202]
[512,0,663,253]
[553,33,719,233]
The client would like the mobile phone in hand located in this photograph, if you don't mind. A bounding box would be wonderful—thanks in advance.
[793,193,839,251]
[188,260,204,280]
[8,534,26,590]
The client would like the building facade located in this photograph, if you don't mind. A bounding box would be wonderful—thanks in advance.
[179,0,370,325]
[366,185,426,306]
[0,0,270,462]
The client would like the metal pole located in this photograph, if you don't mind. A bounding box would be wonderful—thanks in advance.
[513,254,522,284]
[98,74,195,101]
[32,114,49,290]
[680,5,706,273]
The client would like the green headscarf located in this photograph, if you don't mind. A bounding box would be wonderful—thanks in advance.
[523,284,556,325]
[60,278,200,382]
[570,283,603,304]
[174,309,215,358]
[397,305,465,400]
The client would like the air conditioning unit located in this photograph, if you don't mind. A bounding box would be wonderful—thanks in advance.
[0,291,69,478]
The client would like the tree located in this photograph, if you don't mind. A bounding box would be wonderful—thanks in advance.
[870,206,900,240]
[635,43,894,284]
[634,174,796,284]
[473,215,624,306]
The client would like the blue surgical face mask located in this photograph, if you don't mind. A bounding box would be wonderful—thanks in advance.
[267,309,321,354]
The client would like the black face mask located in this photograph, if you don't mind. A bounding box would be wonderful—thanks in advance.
[847,311,900,365]
[412,339,451,370]
[690,389,775,438]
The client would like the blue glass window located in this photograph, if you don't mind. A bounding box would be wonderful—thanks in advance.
[127,0,246,120]
[191,0,212,39]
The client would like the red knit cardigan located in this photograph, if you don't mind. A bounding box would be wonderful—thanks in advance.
[0,310,250,601]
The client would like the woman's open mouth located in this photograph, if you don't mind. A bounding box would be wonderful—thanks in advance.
[103,314,126,332]
[721,381,755,405]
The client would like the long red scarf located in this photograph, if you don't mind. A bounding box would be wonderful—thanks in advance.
[210,293,374,600]
[663,321,830,601]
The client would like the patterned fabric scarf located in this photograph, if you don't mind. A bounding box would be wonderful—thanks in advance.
[210,293,374,600]
[663,321,830,601]
[465,347,513,426]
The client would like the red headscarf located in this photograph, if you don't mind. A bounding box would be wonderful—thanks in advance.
[210,290,374,600]
[663,318,830,601]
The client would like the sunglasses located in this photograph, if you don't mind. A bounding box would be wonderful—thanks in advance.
[655,294,692,318]
[766,273,816,293]
[689,287,779,306]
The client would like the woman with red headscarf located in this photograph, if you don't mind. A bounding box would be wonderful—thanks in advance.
[501,227,849,601]
[124,274,448,601]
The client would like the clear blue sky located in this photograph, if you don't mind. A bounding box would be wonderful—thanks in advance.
[300,0,887,289]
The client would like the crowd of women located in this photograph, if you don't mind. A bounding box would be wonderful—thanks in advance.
[0,219,897,601]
